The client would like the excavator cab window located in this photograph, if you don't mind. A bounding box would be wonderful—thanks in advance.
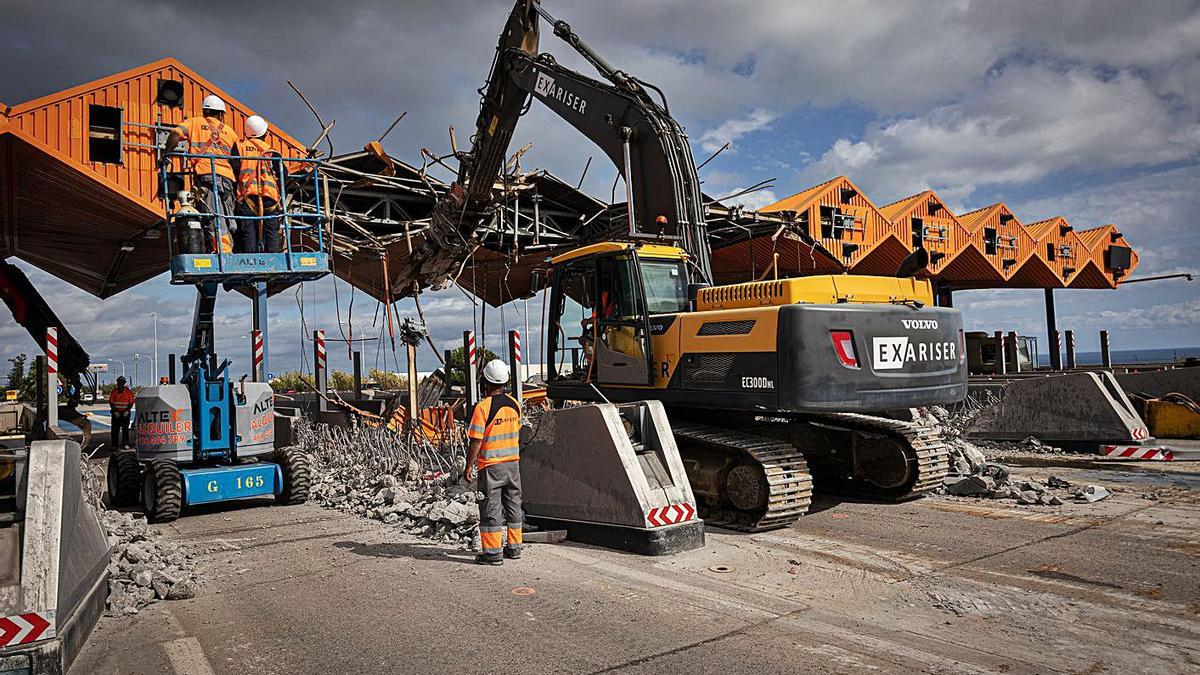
[547,253,654,386]
[593,255,652,386]
[639,258,688,314]
[548,261,595,380]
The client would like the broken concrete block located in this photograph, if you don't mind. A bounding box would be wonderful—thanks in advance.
[166,581,195,600]
[946,475,994,496]
[1017,490,1039,505]
[979,463,1011,484]
[1022,480,1048,494]
[1074,485,1110,503]
[439,501,476,526]
[1047,475,1072,489]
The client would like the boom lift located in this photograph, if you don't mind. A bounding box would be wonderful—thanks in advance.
[453,1,968,530]
[106,153,330,522]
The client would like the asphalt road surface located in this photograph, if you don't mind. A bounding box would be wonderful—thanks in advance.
[75,456,1200,674]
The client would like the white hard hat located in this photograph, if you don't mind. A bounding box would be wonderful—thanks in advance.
[201,95,227,112]
[482,359,510,385]
[245,115,269,138]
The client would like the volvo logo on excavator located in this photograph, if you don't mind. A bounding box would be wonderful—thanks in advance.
[534,71,588,115]
[901,319,939,330]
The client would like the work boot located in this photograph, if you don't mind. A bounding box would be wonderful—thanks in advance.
[474,553,503,566]
[503,546,522,560]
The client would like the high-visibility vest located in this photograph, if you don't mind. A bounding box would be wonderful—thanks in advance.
[175,116,240,182]
[235,136,281,203]
[109,387,135,413]
[467,394,522,468]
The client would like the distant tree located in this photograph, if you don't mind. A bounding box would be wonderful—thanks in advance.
[269,371,315,392]
[368,368,407,390]
[444,346,499,386]
[6,354,26,393]
[329,370,354,391]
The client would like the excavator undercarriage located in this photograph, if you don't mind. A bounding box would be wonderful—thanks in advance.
[669,410,950,531]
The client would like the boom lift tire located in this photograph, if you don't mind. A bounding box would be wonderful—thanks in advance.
[106,450,142,507]
[143,459,183,523]
[274,448,311,505]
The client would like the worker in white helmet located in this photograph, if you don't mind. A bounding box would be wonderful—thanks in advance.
[231,115,283,253]
[161,94,241,252]
[464,359,524,565]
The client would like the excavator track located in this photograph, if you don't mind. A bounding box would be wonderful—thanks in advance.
[803,411,950,501]
[672,422,813,532]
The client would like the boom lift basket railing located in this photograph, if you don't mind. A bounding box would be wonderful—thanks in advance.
[158,151,330,285]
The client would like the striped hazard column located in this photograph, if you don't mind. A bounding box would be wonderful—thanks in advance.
[508,330,522,404]
[463,330,478,407]
[46,327,58,428]
[313,330,327,412]
[251,330,264,382]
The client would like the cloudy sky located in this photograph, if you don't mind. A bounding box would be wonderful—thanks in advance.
[3,0,1199,382]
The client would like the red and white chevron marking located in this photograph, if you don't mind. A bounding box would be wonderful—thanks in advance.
[645,503,695,528]
[314,330,326,369]
[0,611,54,648]
[252,330,264,370]
[511,330,521,364]
[46,327,58,375]
[1102,445,1175,461]
[467,332,477,365]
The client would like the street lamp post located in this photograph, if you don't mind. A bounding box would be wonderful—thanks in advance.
[104,358,126,381]
[150,312,159,384]
[132,353,141,388]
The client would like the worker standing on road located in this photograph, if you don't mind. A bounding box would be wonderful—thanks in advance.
[108,376,135,449]
[161,95,241,249]
[464,359,523,565]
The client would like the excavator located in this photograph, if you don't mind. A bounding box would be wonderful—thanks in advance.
[448,1,968,531]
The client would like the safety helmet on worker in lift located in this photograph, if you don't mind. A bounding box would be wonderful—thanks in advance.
[245,115,269,139]
[201,95,227,113]
[482,359,510,385]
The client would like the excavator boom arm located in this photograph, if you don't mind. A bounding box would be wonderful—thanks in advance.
[449,0,712,282]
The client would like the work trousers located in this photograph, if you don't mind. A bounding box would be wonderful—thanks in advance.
[476,461,523,555]
[111,411,131,448]
[233,198,282,253]
[194,175,237,241]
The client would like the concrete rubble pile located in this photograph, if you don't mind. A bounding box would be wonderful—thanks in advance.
[79,458,201,616]
[920,405,1110,506]
[289,417,482,548]
[98,510,200,615]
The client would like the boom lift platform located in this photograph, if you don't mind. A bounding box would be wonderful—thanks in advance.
[106,153,329,522]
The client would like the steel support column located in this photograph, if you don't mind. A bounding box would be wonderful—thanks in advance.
[1044,289,1061,370]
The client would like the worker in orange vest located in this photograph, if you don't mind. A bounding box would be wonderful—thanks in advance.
[464,359,523,565]
[161,95,241,249]
[231,115,282,253]
[108,376,136,449]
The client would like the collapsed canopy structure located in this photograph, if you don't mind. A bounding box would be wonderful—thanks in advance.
[1,59,1140,316]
